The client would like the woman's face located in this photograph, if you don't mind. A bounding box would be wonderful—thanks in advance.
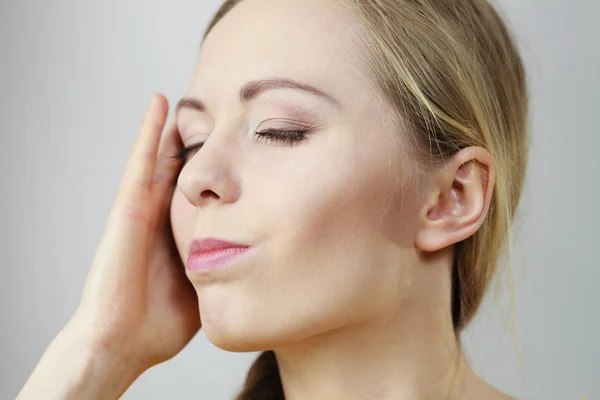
[170,0,424,351]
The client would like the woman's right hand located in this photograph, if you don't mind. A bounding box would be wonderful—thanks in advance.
[68,93,201,374]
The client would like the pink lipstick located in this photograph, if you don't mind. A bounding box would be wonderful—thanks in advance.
[186,238,252,272]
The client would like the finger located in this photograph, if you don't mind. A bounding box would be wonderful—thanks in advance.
[83,94,169,300]
[119,93,169,192]
[154,113,183,189]
[152,115,184,219]
[109,94,168,225]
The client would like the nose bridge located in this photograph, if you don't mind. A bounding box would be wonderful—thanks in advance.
[177,125,244,207]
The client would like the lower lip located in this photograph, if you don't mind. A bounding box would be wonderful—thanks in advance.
[186,247,252,271]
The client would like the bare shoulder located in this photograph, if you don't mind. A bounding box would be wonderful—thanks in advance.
[489,388,519,400]
[462,369,519,400]
[473,380,519,400]
[457,358,520,400]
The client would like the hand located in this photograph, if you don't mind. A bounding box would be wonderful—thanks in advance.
[69,93,201,374]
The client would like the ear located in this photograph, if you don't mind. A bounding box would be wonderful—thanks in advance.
[414,146,495,252]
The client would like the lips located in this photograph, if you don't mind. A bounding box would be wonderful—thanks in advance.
[188,237,251,255]
[186,238,253,272]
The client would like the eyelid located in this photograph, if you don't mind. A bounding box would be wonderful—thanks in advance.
[255,117,314,131]
[177,118,212,139]
[179,116,316,142]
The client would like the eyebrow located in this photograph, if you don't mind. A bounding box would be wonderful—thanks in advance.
[175,77,341,115]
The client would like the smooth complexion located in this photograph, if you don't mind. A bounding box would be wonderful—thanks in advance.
[169,0,506,399]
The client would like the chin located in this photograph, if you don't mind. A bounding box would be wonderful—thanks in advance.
[197,287,349,353]
[201,311,326,353]
[202,322,291,353]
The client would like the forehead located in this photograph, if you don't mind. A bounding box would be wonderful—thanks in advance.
[192,0,366,100]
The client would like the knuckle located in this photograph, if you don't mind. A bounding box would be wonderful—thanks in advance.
[114,195,153,225]
[122,208,152,226]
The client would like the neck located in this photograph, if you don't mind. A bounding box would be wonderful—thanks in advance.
[273,258,476,400]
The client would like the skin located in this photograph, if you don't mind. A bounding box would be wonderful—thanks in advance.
[17,0,514,399]
[171,0,511,399]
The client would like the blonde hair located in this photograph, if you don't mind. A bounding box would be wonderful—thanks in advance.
[202,0,529,398]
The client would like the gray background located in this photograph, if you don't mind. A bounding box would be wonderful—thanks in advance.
[1,0,598,399]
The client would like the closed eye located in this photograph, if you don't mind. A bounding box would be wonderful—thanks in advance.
[170,128,311,164]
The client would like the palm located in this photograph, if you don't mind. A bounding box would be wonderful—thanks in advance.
[144,212,201,364]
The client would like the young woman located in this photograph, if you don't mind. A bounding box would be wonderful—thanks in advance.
[17,0,528,398]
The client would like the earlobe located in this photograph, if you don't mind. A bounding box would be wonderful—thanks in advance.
[414,147,494,252]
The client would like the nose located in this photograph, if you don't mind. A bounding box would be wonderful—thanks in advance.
[176,131,242,208]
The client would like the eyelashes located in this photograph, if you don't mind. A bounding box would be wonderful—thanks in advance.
[169,127,311,164]
[252,127,309,146]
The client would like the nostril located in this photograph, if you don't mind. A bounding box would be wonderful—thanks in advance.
[200,190,219,200]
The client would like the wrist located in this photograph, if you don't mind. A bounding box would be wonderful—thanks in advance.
[53,324,144,399]
[17,324,144,400]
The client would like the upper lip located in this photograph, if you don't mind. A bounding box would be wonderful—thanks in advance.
[188,237,251,255]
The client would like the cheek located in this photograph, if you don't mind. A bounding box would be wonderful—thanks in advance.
[250,137,413,320]
[170,189,197,262]
[265,134,409,258]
